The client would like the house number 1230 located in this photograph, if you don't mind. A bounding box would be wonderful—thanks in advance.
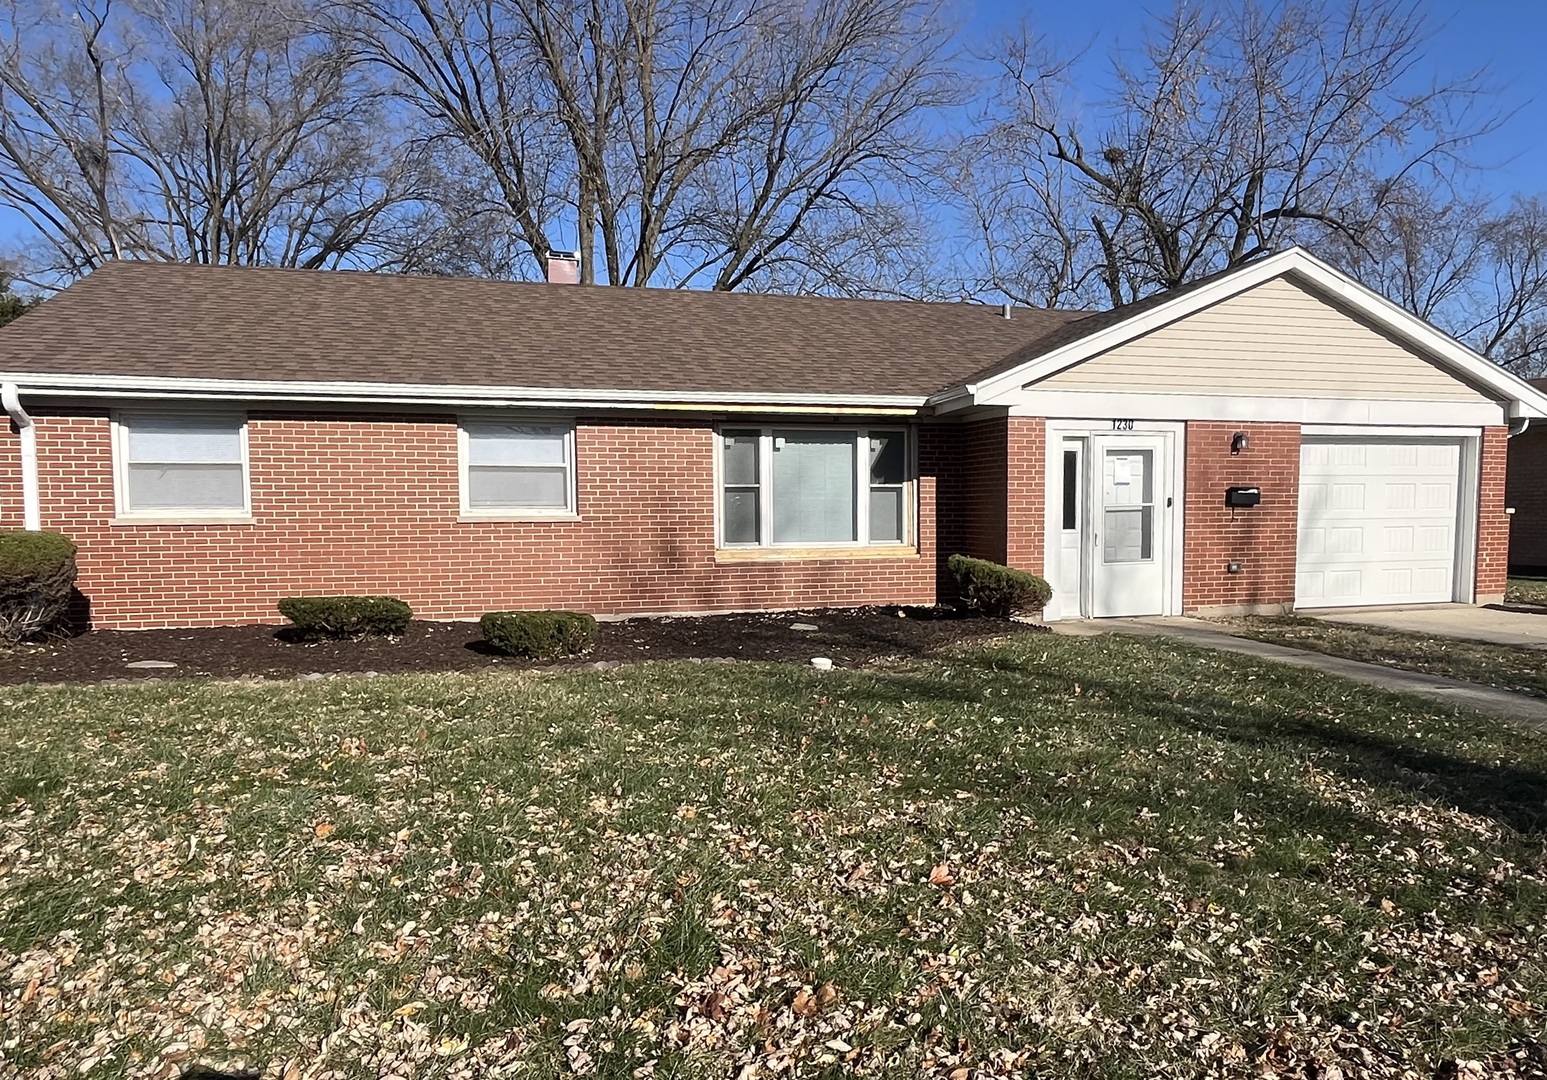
[1111,419,1135,430]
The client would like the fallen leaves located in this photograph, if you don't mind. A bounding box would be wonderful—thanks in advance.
[4,636,1547,1079]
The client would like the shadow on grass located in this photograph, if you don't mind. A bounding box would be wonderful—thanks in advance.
[919,643,1547,838]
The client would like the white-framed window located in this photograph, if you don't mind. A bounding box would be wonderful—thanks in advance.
[719,426,911,547]
[112,411,250,519]
[459,419,577,516]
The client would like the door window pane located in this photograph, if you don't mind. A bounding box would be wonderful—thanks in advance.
[1103,506,1154,562]
[1102,448,1154,563]
[771,431,856,543]
[1062,449,1078,530]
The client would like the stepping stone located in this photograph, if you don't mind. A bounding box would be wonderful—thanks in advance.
[125,660,177,669]
[790,623,819,631]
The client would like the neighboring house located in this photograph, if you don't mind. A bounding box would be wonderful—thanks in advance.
[1506,378,1547,570]
[2,247,1544,630]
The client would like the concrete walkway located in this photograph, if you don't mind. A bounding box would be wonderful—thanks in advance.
[1305,603,1547,648]
[1052,616,1547,726]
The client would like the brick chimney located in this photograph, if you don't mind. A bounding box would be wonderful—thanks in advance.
[546,250,581,284]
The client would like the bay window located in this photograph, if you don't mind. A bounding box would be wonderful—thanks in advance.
[719,427,911,548]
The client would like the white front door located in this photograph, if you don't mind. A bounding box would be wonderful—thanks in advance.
[1091,435,1169,617]
[1052,438,1086,620]
[1296,437,1463,607]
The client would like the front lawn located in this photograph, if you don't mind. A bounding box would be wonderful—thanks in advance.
[3,636,1546,1078]
[1233,616,1547,698]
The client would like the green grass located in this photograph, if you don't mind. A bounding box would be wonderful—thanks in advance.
[2,636,1546,1078]
[1507,576,1547,606]
[1233,615,1547,698]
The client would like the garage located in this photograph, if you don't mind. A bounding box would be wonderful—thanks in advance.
[1295,437,1467,608]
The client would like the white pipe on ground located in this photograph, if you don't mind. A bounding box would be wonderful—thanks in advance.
[1,382,40,531]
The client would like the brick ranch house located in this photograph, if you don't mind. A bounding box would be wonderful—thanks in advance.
[3,247,1545,630]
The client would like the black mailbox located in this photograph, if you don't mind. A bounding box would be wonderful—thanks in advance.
[1225,486,1262,508]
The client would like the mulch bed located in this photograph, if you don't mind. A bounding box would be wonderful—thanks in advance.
[0,606,1043,685]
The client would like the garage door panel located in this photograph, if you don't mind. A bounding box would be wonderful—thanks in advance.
[1296,438,1462,608]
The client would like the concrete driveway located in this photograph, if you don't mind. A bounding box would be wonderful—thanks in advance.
[1305,604,1547,648]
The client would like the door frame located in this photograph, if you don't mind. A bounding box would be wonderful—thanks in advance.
[1042,419,1187,620]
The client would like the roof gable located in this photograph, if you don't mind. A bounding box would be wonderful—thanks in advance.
[1034,276,1493,403]
[955,249,1547,420]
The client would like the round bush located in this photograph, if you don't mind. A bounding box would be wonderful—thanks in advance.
[277,595,413,639]
[0,530,78,642]
[947,553,1052,617]
[481,610,598,660]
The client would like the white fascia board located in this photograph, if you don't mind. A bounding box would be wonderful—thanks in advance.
[1005,389,1507,427]
[967,247,1547,419]
[0,371,928,412]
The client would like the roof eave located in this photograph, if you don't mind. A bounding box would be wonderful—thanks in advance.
[0,371,930,413]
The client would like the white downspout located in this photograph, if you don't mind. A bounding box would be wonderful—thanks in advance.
[1,383,40,531]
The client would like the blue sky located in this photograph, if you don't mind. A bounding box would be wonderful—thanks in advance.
[4,1,1543,267]
[960,0,1547,199]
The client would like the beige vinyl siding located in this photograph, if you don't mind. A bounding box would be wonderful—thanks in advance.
[1035,277,1495,402]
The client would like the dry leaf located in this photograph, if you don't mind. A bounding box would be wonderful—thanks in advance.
[928,863,956,887]
[790,988,818,1017]
[312,822,335,839]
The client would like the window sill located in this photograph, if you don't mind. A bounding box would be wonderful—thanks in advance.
[110,515,256,527]
[458,513,582,524]
[716,545,918,562]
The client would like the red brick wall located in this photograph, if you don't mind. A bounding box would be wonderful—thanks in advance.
[935,415,1044,576]
[0,410,945,629]
[1478,424,1510,597]
[1182,422,1301,613]
[1505,424,1547,569]
[938,416,1007,565]
[1006,418,1044,575]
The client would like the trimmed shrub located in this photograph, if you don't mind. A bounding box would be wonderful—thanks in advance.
[277,595,412,639]
[947,554,1052,617]
[481,610,598,660]
[0,530,77,643]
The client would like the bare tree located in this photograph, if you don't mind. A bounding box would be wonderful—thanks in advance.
[967,0,1498,308]
[0,0,432,282]
[1467,198,1547,373]
[338,0,959,292]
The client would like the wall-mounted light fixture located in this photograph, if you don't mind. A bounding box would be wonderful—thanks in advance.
[1230,431,1250,455]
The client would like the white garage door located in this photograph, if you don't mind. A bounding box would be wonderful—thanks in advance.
[1296,438,1463,607]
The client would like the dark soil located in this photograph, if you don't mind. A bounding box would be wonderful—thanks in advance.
[0,606,1043,686]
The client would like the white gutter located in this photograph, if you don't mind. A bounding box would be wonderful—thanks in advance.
[1510,416,1531,438]
[1,383,40,531]
[0,372,930,412]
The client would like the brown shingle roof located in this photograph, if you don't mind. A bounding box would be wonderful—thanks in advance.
[0,261,1089,400]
